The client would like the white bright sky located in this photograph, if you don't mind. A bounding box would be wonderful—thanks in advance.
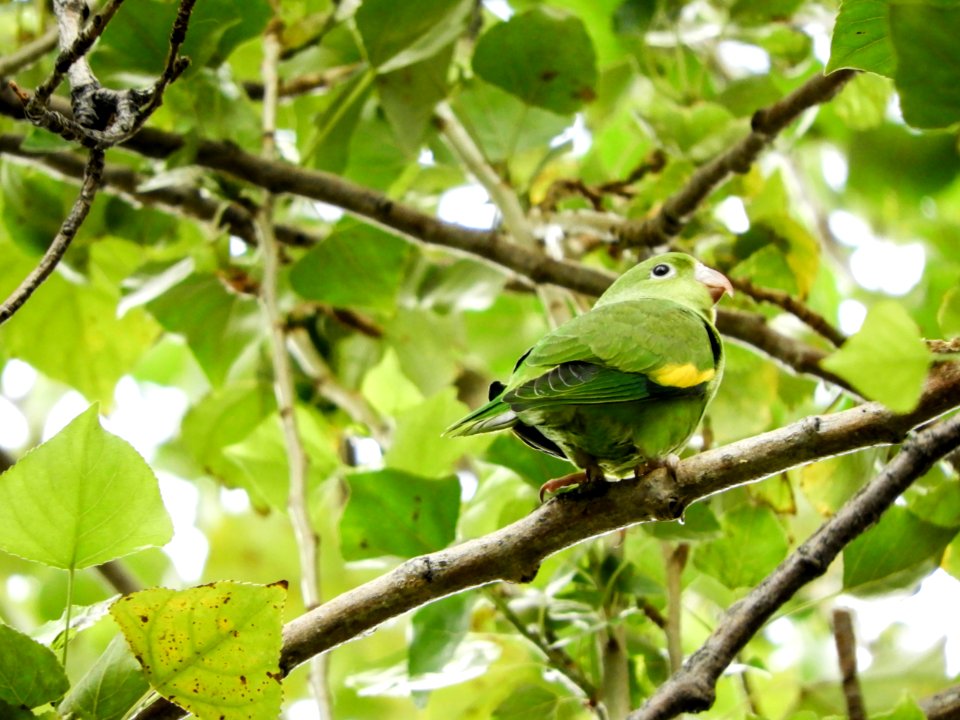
[0,8,956,713]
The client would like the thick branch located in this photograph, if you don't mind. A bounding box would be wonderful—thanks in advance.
[0,90,866,390]
[279,363,960,672]
[627,411,960,720]
[615,69,857,248]
[0,133,317,247]
[135,359,960,720]
[0,148,104,326]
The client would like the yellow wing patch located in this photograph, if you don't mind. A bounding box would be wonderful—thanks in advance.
[650,363,715,388]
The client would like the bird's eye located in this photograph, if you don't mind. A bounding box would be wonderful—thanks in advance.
[651,263,673,278]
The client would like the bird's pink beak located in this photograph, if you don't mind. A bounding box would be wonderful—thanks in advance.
[694,262,734,304]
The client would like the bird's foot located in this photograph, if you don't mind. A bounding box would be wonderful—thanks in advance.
[539,465,606,502]
[539,471,587,502]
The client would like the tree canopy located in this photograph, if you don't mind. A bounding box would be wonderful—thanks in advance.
[1,1,960,719]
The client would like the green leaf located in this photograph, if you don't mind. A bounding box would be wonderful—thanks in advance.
[110,581,286,720]
[417,259,508,313]
[0,700,34,719]
[356,0,473,72]
[0,622,69,710]
[937,286,960,336]
[385,308,463,395]
[0,247,160,405]
[0,405,172,569]
[493,684,563,719]
[59,634,149,720]
[843,505,959,591]
[0,161,70,257]
[385,388,482,477]
[452,79,571,163]
[290,221,411,313]
[692,505,789,589]
[377,45,453,151]
[473,8,598,115]
[645,501,723,541]
[95,0,271,74]
[32,597,118,652]
[484,434,573,490]
[341,470,460,560]
[409,593,473,678]
[821,301,930,413]
[891,1,960,128]
[943,533,960,581]
[223,405,340,512]
[180,382,277,485]
[147,273,262,387]
[827,0,896,75]
[800,449,880,515]
[305,70,375,174]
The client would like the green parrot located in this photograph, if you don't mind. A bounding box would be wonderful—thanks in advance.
[444,252,733,498]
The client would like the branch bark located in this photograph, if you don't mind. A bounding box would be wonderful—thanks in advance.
[278,363,960,671]
[833,608,867,720]
[627,410,960,720]
[134,337,960,720]
[0,148,104,326]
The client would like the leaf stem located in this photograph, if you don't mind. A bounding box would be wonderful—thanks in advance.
[62,566,75,668]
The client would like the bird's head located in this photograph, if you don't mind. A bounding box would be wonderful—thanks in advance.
[594,252,733,316]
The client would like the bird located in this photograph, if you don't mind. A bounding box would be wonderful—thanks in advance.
[444,252,733,500]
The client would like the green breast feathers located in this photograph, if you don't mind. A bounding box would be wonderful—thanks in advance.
[444,252,733,497]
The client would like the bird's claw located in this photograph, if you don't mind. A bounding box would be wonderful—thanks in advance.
[539,470,588,502]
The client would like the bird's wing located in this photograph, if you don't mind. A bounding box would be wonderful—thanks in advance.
[505,300,717,407]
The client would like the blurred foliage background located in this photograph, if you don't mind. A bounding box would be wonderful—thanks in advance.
[1,0,960,718]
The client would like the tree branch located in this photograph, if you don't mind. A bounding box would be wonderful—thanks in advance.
[134,359,960,720]
[627,411,960,720]
[730,276,847,348]
[0,148,104,326]
[0,133,318,248]
[615,69,858,249]
[832,608,867,720]
[920,684,960,720]
[487,588,602,711]
[0,81,860,389]
[256,11,332,719]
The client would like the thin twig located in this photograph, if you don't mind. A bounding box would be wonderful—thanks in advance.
[435,102,577,327]
[628,412,960,720]
[32,0,127,106]
[0,148,104,326]
[832,608,867,720]
[929,338,960,355]
[486,589,602,711]
[615,69,858,248]
[257,12,332,720]
[731,276,847,348]
[242,63,362,100]
[662,543,688,674]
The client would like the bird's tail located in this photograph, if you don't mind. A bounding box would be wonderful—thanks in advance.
[443,397,517,437]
